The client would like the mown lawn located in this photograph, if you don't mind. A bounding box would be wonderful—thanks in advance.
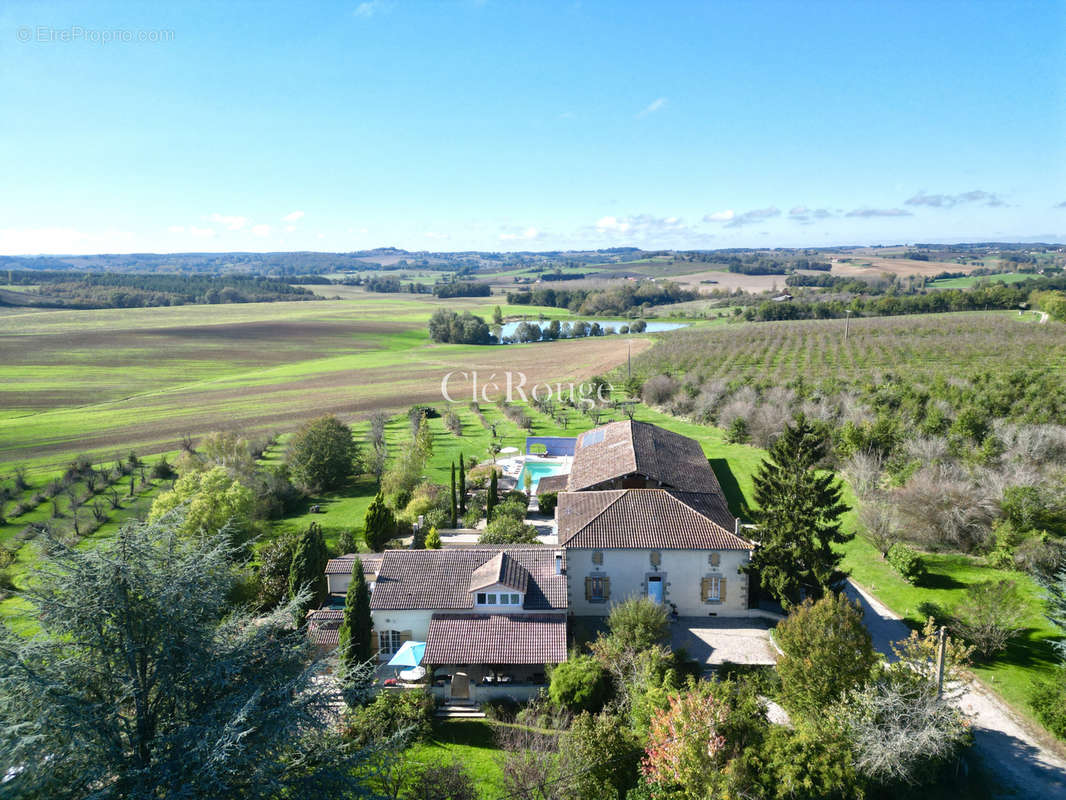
[405,719,506,796]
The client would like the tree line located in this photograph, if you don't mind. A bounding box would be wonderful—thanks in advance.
[506,280,696,314]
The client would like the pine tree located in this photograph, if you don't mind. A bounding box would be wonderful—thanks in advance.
[337,558,372,675]
[748,413,850,608]
[363,491,395,552]
[0,515,371,797]
[425,526,442,549]
[450,462,458,528]
[488,468,498,520]
[458,453,467,514]
[288,521,327,620]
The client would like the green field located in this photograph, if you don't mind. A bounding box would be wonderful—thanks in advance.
[0,294,650,475]
[929,272,1037,288]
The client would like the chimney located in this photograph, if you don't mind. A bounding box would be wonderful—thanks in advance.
[735,517,740,536]
[554,551,564,575]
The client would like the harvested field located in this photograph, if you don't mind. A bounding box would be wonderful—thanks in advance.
[0,297,648,471]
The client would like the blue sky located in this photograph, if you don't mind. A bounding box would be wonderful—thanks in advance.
[1,0,1064,254]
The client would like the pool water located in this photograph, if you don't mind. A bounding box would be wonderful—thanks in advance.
[518,461,569,491]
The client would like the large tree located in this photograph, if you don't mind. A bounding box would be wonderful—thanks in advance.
[748,413,850,607]
[288,520,328,618]
[148,464,256,544]
[337,558,373,676]
[0,514,367,800]
[286,415,360,493]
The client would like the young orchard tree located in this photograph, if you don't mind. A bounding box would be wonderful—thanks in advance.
[0,514,368,800]
[748,413,851,607]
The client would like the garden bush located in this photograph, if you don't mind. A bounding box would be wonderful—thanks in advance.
[548,655,612,713]
[886,542,926,584]
[341,688,434,747]
[537,491,558,515]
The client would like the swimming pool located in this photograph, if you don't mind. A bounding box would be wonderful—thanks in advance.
[517,460,569,491]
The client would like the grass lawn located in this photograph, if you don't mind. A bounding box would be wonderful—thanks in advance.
[405,719,505,796]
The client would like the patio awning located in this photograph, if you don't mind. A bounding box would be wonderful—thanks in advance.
[387,640,426,667]
[424,613,567,665]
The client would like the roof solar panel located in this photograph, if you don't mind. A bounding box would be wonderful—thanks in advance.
[581,429,605,447]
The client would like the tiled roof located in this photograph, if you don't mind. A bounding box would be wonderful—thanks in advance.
[325,553,383,578]
[307,608,343,647]
[557,488,752,550]
[566,421,724,494]
[370,548,566,611]
[535,474,569,494]
[469,552,530,593]
[425,613,567,665]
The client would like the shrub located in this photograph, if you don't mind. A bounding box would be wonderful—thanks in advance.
[887,542,926,584]
[404,761,477,800]
[480,696,521,721]
[724,416,749,444]
[548,655,612,713]
[150,456,178,481]
[424,527,442,549]
[341,688,434,747]
[642,374,679,406]
[605,596,670,652]
[537,491,558,515]
[492,496,529,522]
[1030,670,1066,740]
[774,593,876,719]
[949,579,1028,660]
[479,516,538,544]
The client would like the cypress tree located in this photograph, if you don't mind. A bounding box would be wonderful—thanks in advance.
[450,462,458,527]
[487,468,499,520]
[287,521,327,621]
[458,453,467,514]
[363,492,395,552]
[748,413,850,608]
[337,558,372,674]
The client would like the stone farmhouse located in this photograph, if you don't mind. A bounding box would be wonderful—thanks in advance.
[313,420,756,701]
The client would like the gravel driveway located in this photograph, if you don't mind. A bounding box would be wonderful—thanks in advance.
[844,578,1066,798]
[670,617,778,665]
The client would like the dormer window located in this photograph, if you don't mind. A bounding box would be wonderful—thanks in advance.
[476,592,522,606]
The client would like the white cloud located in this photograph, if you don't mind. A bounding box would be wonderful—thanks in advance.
[251,224,271,237]
[354,0,387,18]
[703,210,735,222]
[905,189,1005,208]
[0,227,137,255]
[596,216,631,233]
[189,226,216,238]
[282,210,305,222]
[285,225,297,233]
[209,213,247,231]
[167,225,185,233]
[637,97,668,118]
[716,206,784,228]
[499,226,542,241]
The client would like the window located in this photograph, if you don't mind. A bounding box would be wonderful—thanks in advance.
[704,576,721,602]
[476,591,523,606]
[589,576,608,602]
[379,630,403,656]
[708,552,720,567]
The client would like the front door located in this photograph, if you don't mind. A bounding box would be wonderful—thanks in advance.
[451,671,470,700]
[647,576,664,604]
